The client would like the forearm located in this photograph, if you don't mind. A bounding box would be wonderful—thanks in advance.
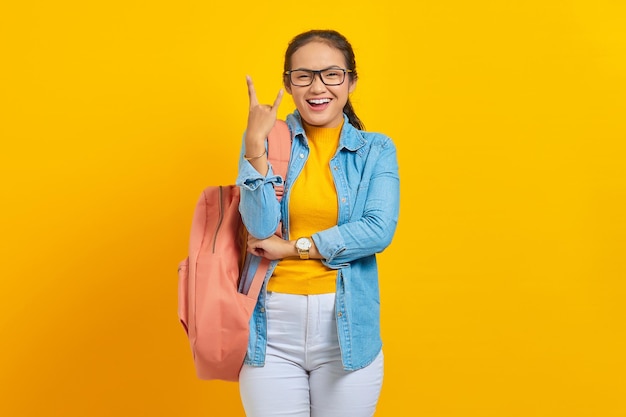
[243,132,269,176]
[248,235,323,260]
[237,150,283,238]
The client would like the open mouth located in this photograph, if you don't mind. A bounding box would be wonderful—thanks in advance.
[307,98,331,109]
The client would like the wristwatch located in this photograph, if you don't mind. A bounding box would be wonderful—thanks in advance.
[295,237,312,260]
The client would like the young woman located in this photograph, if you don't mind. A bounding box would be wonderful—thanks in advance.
[236,29,400,417]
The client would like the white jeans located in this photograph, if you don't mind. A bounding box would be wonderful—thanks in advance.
[239,292,384,417]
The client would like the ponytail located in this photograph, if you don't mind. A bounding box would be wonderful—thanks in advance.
[343,99,364,131]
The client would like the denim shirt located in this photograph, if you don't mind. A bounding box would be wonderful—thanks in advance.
[236,111,400,371]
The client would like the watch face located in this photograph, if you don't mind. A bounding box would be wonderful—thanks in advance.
[296,237,312,250]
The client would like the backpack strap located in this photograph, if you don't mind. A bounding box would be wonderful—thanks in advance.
[242,120,292,301]
[267,119,291,201]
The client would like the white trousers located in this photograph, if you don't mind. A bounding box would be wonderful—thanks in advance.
[239,292,383,417]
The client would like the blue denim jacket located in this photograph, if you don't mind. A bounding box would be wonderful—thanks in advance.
[236,111,400,371]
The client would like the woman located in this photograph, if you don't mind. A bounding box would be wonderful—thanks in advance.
[236,29,400,417]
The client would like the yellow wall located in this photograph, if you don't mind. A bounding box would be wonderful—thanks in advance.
[1,1,625,416]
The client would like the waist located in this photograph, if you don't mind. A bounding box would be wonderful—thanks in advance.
[268,258,337,294]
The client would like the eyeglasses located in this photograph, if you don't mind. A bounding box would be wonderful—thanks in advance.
[285,68,353,87]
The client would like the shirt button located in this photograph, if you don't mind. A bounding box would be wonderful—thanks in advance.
[337,312,343,317]
[333,166,338,170]
[299,153,304,158]
[341,198,346,203]
[260,307,265,313]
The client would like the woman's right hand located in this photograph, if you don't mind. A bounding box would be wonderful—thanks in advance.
[245,75,283,151]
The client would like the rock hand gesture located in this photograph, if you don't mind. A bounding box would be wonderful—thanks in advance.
[244,75,283,175]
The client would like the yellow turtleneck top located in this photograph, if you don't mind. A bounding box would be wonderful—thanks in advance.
[267,121,343,295]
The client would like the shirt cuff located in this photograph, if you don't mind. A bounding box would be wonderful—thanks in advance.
[313,226,349,268]
[236,160,284,191]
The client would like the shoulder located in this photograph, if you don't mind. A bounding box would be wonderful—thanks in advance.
[361,130,394,147]
[346,125,396,152]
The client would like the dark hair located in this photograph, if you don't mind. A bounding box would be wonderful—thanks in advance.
[283,30,364,130]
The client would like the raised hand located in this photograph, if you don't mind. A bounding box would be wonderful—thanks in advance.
[245,75,284,150]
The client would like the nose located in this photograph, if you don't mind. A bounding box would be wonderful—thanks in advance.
[310,73,327,91]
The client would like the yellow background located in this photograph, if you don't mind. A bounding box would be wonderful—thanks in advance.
[1,1,625,416]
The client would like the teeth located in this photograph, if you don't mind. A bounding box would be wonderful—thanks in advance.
[308,98,331,104]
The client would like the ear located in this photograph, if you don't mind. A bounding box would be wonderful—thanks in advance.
[348,78,357,94]
[283,77,292,95]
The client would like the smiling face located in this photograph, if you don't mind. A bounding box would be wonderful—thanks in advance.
[285,41,356,128]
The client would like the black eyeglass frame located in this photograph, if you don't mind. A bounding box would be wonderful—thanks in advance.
[284,68,354,87]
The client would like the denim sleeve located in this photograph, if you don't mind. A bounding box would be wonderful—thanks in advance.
[313,138,400,268]
[235,133,284,239]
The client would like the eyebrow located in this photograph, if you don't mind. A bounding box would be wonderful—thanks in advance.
[290,65,344,71]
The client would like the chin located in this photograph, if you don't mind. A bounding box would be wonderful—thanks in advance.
[301,112,341,128]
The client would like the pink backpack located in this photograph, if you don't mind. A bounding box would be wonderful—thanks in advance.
[178,120,291,381]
